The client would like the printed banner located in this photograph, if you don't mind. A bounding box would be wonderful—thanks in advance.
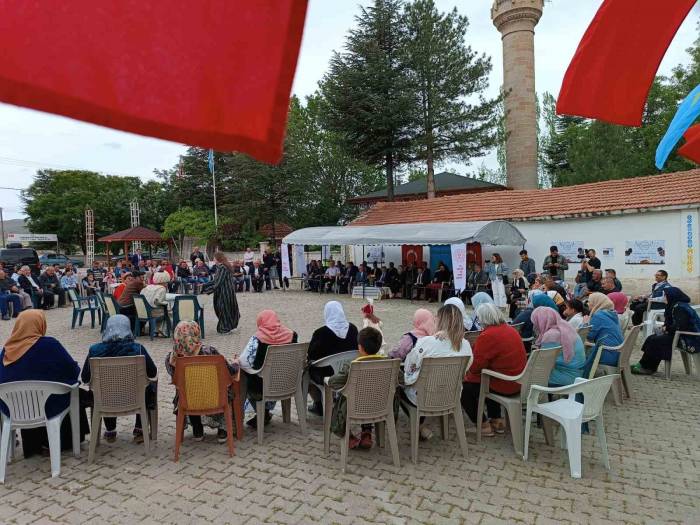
[280,243,291,278]
[366,245,384,263]
[294,244,305,277]
[682,211,698,275]
[7,233,57,242]
[450,244,467,292]
[624,240,666,264]
[550,240,585,263]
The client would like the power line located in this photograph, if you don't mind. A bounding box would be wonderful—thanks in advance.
[0,155,155,179]
[0,186,23,191]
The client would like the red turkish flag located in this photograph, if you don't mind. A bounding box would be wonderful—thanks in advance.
[678,124,700,164]
[557,0,695,127]
[0,1,308,163]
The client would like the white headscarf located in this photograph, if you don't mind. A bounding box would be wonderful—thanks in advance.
[444,297,474,330]
[324,301,350,339]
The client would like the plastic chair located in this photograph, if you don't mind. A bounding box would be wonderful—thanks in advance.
[87,356,158,463]
[400,355,472,464]
[596,325,641,404]
[100,294,120,332]
[323,358,401,472]
[476,346,561,456]
[172,295,205,338]
[172,354,239,461]
[67,288,100,329]
[523,375,618,478]
[133,294,171,340]
[577,325,591,344]
[249,343,308,445]
[0,381,80,482]
[464,331,480,347]
[665,329,700,380]
[303,350,359,414]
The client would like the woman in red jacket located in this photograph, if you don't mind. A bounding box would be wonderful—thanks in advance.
[461,303,527,437]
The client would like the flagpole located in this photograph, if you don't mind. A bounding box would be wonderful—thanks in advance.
[212,163,218,227]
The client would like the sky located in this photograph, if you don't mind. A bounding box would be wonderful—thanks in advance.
[1,0,699,221]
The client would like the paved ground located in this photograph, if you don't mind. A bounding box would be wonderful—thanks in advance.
[0,290,698,524]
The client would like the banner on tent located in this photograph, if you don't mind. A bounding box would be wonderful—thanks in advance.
[625,240,665,265]
[451,244,467,291]
[366,245,384,263]
[294,244,305,277]
[281,243,291,278]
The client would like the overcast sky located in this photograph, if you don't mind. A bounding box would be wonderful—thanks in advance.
[1,0,698,220]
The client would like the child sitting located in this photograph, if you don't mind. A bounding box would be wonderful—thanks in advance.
[329,326,384,450]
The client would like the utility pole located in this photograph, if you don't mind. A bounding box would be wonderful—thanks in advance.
[0,207,5,248]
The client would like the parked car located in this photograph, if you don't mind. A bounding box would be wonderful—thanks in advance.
[38,253,82,268]
[0,247,41,275]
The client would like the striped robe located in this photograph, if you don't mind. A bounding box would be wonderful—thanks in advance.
[212,263,240,333]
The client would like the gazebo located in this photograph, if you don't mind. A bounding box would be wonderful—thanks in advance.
[97,226,172,262]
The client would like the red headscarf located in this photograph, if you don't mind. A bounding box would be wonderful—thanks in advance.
[607,292,628,315]
[255,310,294,346]
[361,302,380,324]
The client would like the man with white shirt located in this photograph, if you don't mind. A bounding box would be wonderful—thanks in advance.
[16,265,46,308]
[243,247,255,274]
[322,260,341,293]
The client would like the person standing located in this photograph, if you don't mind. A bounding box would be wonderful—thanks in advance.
[190,246,205,266]
[130,248,144,268]
[485,254,509,308]
[542,246,568,281]
[518,250,536,278]
[205,252,241,334]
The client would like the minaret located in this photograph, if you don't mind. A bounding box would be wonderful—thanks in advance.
[492,0,543,190]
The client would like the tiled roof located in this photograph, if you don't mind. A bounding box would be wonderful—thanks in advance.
[98,226,164,242]
[259,222,294,238]
[352,170,700,226]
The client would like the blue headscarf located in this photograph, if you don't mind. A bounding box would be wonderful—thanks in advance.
[89,314,141,357]
[532,293,559,312]
[470,292,495,330]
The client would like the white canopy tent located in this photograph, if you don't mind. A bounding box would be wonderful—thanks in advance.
[282,220,526,246]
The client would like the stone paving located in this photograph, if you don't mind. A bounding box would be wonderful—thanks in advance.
[0,289,698,524]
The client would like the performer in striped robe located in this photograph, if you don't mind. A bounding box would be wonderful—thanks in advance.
[210,252,241,334]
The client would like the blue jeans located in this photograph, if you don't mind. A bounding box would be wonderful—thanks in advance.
[0,293,22,317]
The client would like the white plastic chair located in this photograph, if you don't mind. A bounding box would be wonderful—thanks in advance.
[665,330,700,380]
[596,325,642,404]
[0,381,80,482]
[523,375,618,479]
[303,350,359,414]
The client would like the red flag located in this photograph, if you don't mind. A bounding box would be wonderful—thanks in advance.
[678,124,700,164]
[0,1,308,163]
[557,0,695,127]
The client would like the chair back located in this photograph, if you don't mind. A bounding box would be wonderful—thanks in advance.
[67,288,79,303]
[89,356,147,415]
[173,355,230,412]
[103,294,120,316]
[617,325,642,370]
[464,331,480,347]
[345,358,400,422]
[0,381,73,427]
[414,355,472,415]
[310,350,359,379]
[133,294,150,319]
[577,325,591,344]
[510,322,524,335]
[173,295,199,324]
[571,375,618,421]
[518,346,561,404]
[260,343,308,400]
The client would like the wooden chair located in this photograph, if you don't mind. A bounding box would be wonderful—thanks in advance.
[87,356,158,463]
[172,355,240,461]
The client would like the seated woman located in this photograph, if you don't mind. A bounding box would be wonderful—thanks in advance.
[141,271,170,334]
[512,293,559,342]
[82,314,157,444]
[82,272,100,296]
[468,292,496,331]
[403,304,471,439]
[165,321,238,442]
[239,310,297,428]
[508,269,529,319]
[461,303,527,437]
[307,301,359,415]
[444,297,473,332]
[632,287,700,375]
[0,310,89,457]
[532,306,585,387]
[607,292,631,331]
[584,293,624,377]
[564,299,588,330]
[389,308,435,361]
[426,262,451,303]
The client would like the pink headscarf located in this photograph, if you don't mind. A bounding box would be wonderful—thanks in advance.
[411,309,435,338]
[532,306,577,363]
[607,292,628,314]
[255,310,294,346]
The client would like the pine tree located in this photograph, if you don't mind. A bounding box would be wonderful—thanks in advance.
[402,0,499,198]
[320,0,413,201]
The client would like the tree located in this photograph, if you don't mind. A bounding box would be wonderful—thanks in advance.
[320,0,414,201]
[403,0,499,198]
[162,207,216,255]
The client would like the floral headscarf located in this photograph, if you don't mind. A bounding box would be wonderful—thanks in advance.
[170,321,203,365]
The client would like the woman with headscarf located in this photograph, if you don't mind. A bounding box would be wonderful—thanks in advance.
[141,270,171,335]
[204,252,241,334]
[82,314,157,444]
[165,320,238,442]
[632,287,700,375]
[512,293,560,341]
[469,292,496,331]
[307,301,359,415]
[583,292,624,377]
[239,310,297,428]
[389,308,436,361]
[607,292,631,331]
[532,306,586,386]
[0,310,89,457]
[444,297,473,331]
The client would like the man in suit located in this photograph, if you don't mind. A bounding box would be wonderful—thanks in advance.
[413,262,431,300]
[130,248,144,268]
